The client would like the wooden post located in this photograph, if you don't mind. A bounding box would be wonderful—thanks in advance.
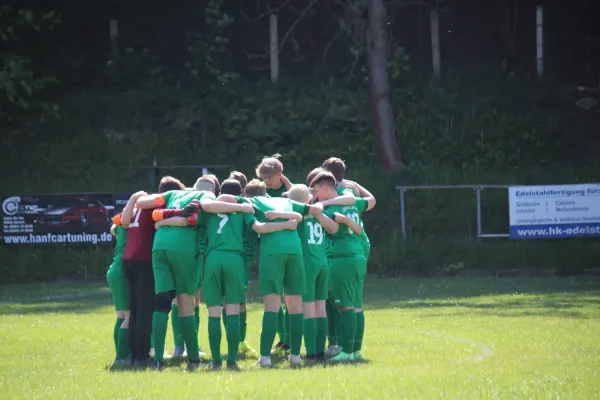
[109,19,119,64]
[270,14,279,83]
[430,9,441,80]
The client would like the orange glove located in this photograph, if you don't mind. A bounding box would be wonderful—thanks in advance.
[152,209,165,221]
[112,213,122,226]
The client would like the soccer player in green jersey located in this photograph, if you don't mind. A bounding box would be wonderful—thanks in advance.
[257,154,293,198]
[170,176,216,358]
[322,157,375,359]
[107,213,130,363]
[310,171,376,362]
[136,181,254,370]
[255,155,295,356]
[155,178,298,370]
[218,179,322,367]
[286,183,357,362]
[226,171,259,356]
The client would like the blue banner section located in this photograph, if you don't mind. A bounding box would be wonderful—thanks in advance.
[510,223,600,239]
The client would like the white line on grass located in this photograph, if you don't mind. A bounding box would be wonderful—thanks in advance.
[414,330,494,361]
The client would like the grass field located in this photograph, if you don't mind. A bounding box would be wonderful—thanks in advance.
[1,277,599,399]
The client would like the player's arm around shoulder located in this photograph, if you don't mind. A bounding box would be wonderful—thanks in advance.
[320,193,356,207]
[203,194,254,214]
[110,224,117,237]
[121,191,147,227]
[251,219,298,234]
[345,180,376,211]
[333,212,363,235]
[265,210,303,222]
[315,207,339,234]
[137,191,171,210]
[154,212,199,230]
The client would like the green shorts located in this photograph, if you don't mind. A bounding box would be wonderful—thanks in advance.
[203,250,246,307]
[303,260,328,302]
[196,255,204,291]
[259,253,305,296]
[152,249,199,296]
[361,240,371,262]
[329,255,367,308]
[106,262,129,311]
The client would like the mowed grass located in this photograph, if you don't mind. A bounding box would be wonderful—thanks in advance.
[1,277,599,399]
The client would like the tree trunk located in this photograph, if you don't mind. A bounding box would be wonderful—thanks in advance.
[367,0,404,171]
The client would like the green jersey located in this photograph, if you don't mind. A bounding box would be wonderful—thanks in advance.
[236,195,309,256]
[297,214,328,266]
[243,229,259,268]
[336,187,370,248]
[266,185,287,198]
[113,225,128,263]
[153,190,216,251]
[203,212,256,254]
[323,198,368,258]
[195,223,208,260]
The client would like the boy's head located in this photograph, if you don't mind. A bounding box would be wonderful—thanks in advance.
[309,171,337,201]
[286,184,310,204]
[158,176,185,193]
[306,167,323,186]
[220,179,243,196]
[245,178,267,197]
[206,174,221,196]
[193,176,216,193]
[229,171,248,194]
[256,154,284,189]
[321,157,346,183]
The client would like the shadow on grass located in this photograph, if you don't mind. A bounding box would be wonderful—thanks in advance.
[0,290,111,315]
[2,277,599,318]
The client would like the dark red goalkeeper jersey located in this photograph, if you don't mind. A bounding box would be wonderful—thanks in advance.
[123,208,156,261]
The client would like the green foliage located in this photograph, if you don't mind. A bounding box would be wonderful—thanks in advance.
[2,65,599,282]
[0,6,61,121]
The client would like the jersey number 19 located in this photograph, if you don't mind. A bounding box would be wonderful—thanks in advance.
[307,221,323,244]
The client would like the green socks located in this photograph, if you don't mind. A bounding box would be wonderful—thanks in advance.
[316,317,328,355]
[222,307,227,327]
[277,306,286,343]
[288,313,304,356]
[240,311,247,342]
[180,316,200,362]
[208,316,222,362]
[152,312,169,362]
[303,317,317,356]
[355,311,365,352]
[171,304,184,348]
[260,311,279,356]
[326,297,338,346]
[339,309,357,354]
[194,306,200,335]
[113,317,124,353]
[226,315,241,363]
[284,307,291,345]
[116,328,129,360]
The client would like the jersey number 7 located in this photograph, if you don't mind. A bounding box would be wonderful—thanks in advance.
[217,214,229,234]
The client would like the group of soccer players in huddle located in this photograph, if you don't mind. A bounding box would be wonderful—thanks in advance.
[106,155,376,371]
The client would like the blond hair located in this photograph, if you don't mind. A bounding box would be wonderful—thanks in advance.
[286,184,310,203]
[256,153,284,179]
[245,179,267,197]
[193,176,216,192]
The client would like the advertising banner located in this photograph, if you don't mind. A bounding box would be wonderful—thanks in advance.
[1,193,131,245]
[508,184,600,239]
